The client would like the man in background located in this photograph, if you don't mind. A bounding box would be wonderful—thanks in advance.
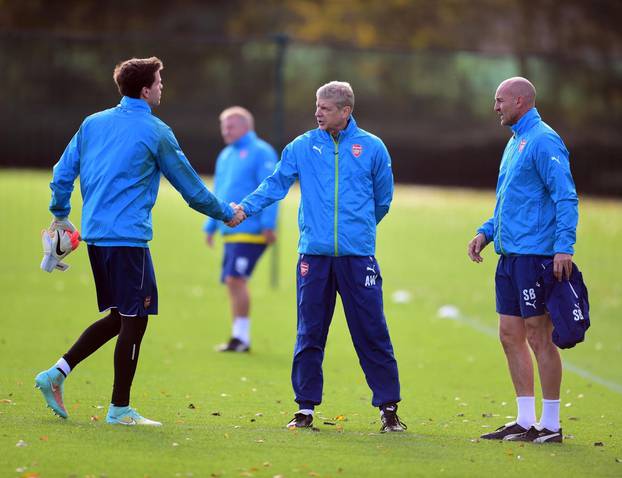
[205,107,278,352]
[35,57,238,426]
[468,77,579,443]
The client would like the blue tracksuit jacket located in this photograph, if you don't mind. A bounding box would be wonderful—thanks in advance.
[50,96,233,247]
[203,131,278,243]
[478,108,578,256]
[239,116,393,256]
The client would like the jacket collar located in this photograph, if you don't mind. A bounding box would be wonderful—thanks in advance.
[511,107,540,137]
[232,130,257,148]
[318,115,358,142]
[119,96,152,113]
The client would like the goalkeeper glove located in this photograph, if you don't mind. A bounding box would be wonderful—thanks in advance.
[50,216,77,233]
[40,228,81,273]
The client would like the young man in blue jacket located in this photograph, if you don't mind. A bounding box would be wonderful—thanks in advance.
[467,77,579,443]
[204,107,279,352]
[231,81,405,432]
[35,57,238,426]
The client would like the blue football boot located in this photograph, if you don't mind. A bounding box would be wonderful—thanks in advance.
[34,367,68,419]
[106,405,162,426]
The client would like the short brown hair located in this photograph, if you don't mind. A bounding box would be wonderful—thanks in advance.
[113,57,163,98]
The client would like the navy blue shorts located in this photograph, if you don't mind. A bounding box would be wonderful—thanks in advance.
[87,245,158,317]
[495,255,550,318]
[220,243,267,283]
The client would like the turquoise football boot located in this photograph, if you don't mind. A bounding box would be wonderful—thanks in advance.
[106,405,162,426]
[34,367,68,419]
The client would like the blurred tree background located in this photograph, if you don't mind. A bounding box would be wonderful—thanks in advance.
[1,0,621,195]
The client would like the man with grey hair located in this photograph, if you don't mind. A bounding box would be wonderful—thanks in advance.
[468,77,579,443]
[229,81,406,432]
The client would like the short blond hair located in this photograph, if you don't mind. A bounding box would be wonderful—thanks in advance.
[219,106,254,130]
[316,81,355,111]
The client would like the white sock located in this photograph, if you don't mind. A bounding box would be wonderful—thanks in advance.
[298,409,314,416]
[232,317,250,345]
[539,399,561,431]
[55,357,71,377]
[516,396,536,429]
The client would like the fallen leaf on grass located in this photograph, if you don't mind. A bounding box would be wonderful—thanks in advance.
[568,416,579,421]
[211,412,221,416]
[21,473,39,478]
[263,462,271,467]
[594,442,604,447]
[615,458,621,463]
[1,399,13,404]
[90,416,99,421]
[39,436,48,441]
[334,415,347,421]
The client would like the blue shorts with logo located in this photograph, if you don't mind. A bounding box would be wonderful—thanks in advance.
[220,242,267,283]
[87,245,158,317]
[495,255,550,318]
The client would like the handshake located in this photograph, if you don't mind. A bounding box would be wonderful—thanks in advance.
[225,203,247,227]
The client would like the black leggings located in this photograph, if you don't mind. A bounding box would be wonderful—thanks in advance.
[63,310,149,407]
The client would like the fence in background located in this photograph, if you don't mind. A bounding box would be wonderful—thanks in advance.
[2,29,621,195]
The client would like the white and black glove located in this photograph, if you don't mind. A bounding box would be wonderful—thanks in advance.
[50,216,77,233]
[40,227,81,273]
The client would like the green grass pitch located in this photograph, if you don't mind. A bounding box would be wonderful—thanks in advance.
[0,169,620,477]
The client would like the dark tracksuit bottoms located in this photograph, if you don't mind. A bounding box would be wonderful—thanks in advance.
[293,254,401,409]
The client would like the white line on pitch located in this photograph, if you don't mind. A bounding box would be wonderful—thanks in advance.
[440,310,622,395]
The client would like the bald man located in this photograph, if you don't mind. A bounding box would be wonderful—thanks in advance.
[467,77,579,443]
[204,107,278,352]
